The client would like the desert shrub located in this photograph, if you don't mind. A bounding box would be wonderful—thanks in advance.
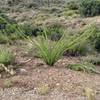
[93,31,100,52]
[30,25,96,66]
[20,23,42,36]
[79,0,100,17]
[50,7,62,13]
[41,6,62,14]
[5,24,18,34]
[26,2,38,9]
[44,0,58,6]
[65,25,98,56]
[34,13,52,22]
[7,0,13,6]
[66,42,94,56]
[9,33,21,40]
[0,15,22,40]
[50,0,65,5]
[62,10,78,17]
[40,25,64,41]
[67,62,97,73]
[0,47,15,65]
[88,26,100,52]
[95,38,100,52]
[71,25,100,54]
[0,10,2,13]
[67,0,79,10]
[0,33,9,43]
[0,14,16,24]
[82,55,100,65]
[7,0,21,6]
[0,16,41,40]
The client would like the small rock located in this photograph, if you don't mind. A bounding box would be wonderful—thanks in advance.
[62,63,66,65]
[20,68,27,74]
[56,83,60,86]
[37,70,41,73]
[10,69,16,75]
[0,74,1,78]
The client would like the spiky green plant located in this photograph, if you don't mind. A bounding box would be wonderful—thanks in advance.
[29,25,96,66]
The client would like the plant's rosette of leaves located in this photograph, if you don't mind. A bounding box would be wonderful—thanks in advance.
[31,25,97,66]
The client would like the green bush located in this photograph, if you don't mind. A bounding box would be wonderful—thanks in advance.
[66,42,94,56]
[67,0,79,10]
[0,33,9,43]
[9,33,21,40]
[93,31,100,52]
[88,26,100,52]
[0,16,41,40]
[7,0,20,6]
[95,38,100,52]
[79,0,100,17]
[0,47,15,65]
[40,25,63,41]
[0,14,16,24]
[26,2,38,9]
[65,25,98,56]
[0,15,21,41]
[82,55,100,65]
[62,10,78,17]
[5,24,18,34]
[20,23,41,36]
[41,6,62,14]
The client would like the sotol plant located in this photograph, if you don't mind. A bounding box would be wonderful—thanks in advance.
[29,25,96,66]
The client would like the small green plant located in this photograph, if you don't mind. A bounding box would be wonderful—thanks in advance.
[67,62,98,73]
[0,47,15,65]
[79,0,100,17]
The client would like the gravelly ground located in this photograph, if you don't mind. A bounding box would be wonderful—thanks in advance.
[0,63,100,100]
[0,43,100,100]
[0,87,86,100]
